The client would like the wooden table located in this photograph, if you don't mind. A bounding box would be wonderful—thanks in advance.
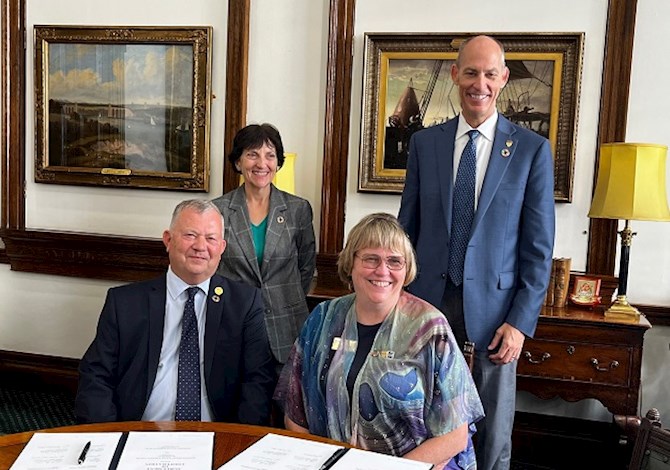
[0,421,345,470]
[518,305,652,418]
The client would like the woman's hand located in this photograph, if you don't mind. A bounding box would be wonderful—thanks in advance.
[285,416,310,433]
[402,422,468,465]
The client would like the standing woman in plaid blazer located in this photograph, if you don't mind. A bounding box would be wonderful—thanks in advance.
[212,123,316,374]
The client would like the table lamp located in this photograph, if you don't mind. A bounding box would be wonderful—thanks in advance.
[239,152,296,194]
[588,142,670,320]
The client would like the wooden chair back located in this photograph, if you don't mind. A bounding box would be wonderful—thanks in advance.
[629,408,670,470]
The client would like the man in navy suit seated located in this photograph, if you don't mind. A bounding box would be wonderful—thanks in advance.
[75,199,274,424]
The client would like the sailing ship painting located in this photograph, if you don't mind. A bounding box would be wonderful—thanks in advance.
[383,58,554,170]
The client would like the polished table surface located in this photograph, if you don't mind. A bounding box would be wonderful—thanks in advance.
[0,421,345,470]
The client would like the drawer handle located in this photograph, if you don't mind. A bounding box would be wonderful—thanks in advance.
[523,351,551,364]
[590,358,619,371]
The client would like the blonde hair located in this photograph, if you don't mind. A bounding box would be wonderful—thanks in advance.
[337,212,417,286]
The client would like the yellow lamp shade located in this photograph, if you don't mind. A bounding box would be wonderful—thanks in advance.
[588,143,670,221]
[274,152,296,194]
[239,152,296,194]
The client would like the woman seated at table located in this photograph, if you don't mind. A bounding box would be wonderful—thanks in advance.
[275,213,484,469]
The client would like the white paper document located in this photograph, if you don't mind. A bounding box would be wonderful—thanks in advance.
[330,448,433,470]
[10,432,122,470]
[116,431,214,469]
[217,433,433,470]
[217,433,344,470]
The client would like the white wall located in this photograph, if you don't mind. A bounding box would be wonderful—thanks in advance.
[0,0,668,422]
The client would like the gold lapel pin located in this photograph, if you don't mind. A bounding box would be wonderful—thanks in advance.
[506,140,513,147]
[277,215,285,224]
[214,286,223,296]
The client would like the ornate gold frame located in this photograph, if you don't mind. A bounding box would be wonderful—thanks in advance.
[359,32,584,202]
[34,25,212,191]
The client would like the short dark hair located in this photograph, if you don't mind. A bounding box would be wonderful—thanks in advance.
[227,123,285,173]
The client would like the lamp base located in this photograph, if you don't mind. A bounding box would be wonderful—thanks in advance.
[604,295,640,322]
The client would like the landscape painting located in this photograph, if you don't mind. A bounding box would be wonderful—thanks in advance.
[34,26,212,190]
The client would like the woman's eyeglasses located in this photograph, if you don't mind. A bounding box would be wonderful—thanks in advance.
[355,254,406,271]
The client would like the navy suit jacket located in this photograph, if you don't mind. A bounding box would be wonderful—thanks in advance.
[75,273,275,425]
[398,115,555,349]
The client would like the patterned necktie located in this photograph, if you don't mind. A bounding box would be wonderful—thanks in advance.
[448,129,480,286]
[175,286,201,421]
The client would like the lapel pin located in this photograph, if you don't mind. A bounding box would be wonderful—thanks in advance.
[506,140,513,147]
[277,215,285,224]
[212,295,220,303]
[501,149,510,157]
[214,286,223,296]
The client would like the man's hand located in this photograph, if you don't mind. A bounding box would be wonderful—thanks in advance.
[487,323,525,365]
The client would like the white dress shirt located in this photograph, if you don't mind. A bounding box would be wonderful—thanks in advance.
[453,112,499,210]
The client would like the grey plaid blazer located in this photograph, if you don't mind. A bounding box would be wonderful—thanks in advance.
[212,185,316,364]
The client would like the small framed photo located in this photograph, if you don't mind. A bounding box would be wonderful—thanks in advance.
[570,276,602,307]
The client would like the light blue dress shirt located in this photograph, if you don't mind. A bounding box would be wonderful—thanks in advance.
[142,267,214,421]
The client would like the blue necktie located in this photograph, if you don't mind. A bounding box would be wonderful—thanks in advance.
[175,286,201,421]
[448,129,480,286]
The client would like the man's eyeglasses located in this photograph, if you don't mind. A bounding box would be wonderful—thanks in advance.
[355,254,406,271]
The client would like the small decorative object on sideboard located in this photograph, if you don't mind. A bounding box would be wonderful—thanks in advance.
[543,257,572,308]
[570,275,602,307]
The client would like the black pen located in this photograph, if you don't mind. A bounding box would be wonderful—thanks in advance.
[319,448,348,470]
[77,441,91,465]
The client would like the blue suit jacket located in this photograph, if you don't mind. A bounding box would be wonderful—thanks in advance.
[398,115,555,349]
[75,273,275,425]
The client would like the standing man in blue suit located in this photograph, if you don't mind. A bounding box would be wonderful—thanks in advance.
[398,35,555,470]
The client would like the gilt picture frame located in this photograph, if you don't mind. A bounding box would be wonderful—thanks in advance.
[34,25,212,191]
[358,32,584,201]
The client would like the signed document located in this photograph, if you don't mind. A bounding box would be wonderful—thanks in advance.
[116,431,213,469]
[218,433,344,470]
[10,432,122,469]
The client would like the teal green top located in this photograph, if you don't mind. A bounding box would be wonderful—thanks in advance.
[251,217,268,266]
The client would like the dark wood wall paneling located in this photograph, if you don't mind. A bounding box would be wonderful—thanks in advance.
[1,0,668,325]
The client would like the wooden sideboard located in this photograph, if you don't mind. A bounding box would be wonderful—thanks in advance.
[518,305,651,418]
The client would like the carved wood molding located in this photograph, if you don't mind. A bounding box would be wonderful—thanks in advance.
[587,0,638,275]
[0,228,167,281]
[311,0,355,297]
[1,0,26,231]
[0,349,79,393]
[223,0,250,195]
